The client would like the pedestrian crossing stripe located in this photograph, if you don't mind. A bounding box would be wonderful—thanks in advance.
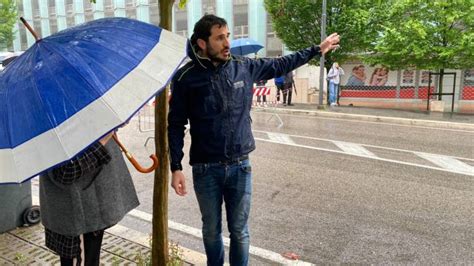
[256,130,474,176]
[333,141,378,158]
[267,132,296,144]
[414,152,474,175]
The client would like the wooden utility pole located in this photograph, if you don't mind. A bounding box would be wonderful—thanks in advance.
[153,0,174,265]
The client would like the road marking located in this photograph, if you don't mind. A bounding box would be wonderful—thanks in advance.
[254,137,474,177]
[253,129,474,162]
[267,132,296,144]
[128,209,313,265]
[333,141,377,157]
[414,153,474,176]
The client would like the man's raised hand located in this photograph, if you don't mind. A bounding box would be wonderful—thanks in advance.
[319,33,340,55]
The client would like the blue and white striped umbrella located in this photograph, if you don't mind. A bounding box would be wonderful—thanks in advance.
[0,17,187,184]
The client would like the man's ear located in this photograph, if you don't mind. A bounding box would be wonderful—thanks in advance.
[197,39,207,51]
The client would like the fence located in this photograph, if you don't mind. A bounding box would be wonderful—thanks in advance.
[138,100,155,147]
[252,84,283,128]
[462,86,474,100]
[340,86,436,99]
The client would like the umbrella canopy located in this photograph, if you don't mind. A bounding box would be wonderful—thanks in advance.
[0,17,187,184]
[230,38,264,55]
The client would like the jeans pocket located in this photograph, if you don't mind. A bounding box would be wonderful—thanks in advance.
[192,163,208,178]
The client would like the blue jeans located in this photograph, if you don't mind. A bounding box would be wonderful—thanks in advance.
[329,81,339,104]
[192,159,252,266]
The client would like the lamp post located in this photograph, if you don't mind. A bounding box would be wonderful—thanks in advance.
[318,0,327,107]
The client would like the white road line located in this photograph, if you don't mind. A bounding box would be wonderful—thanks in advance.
[267,132,296,145]
[254,137,474,177]
[414,153,474,176]
[333,141,377,157]
[253,129,474,162]
[128,209,313,265]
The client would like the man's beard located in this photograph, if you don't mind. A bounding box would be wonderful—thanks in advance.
[206,45,229,64]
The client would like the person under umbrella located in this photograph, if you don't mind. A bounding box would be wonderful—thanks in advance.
[1,17,187,265]
[40,130,139,265]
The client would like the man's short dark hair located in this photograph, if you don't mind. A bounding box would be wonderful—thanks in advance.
[191,14,227,50]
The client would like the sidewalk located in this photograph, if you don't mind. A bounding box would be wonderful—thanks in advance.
[0,191,202,265]
[253,103,474,130]
[0,224,149,265]
[0,223,198,265]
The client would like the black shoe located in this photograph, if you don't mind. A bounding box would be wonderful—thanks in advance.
[287,103,294,106]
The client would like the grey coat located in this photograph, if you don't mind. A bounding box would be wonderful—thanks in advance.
[39,141,139,236]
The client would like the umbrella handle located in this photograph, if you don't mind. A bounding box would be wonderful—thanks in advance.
[112,133,158,173]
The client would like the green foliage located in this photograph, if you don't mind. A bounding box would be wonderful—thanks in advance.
[178,0,187,9]
[14,252,27,263]
[134,238,183,266]
[265,0,473,71]
[0,0,17,50]
[264,0,388,66]
[367,0,474,70]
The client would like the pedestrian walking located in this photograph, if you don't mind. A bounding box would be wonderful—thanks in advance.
[327,62,345,106]
[168,14,339,266]
[283,71,295,106]
[274,74,285,103]
[39,131,139,265]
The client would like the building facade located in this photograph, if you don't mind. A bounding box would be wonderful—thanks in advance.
[11,0,285,57]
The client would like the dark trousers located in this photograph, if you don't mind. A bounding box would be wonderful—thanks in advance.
[276,84,284,102]
[283,88,293,105]
[60,230,104,266]
[256,95,266,103]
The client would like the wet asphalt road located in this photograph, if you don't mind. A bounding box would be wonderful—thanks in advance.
[116,110,473,265]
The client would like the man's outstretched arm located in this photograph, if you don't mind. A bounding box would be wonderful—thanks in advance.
[249,33,340,82]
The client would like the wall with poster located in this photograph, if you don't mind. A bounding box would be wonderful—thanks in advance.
[340,64,396,87]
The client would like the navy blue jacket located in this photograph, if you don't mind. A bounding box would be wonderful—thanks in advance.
[168,42,321,170]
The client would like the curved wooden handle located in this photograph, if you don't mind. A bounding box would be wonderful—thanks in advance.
[127,154,159,173]
[112,133,159,173]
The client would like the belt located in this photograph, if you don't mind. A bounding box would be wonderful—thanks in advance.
[217,155,249,165]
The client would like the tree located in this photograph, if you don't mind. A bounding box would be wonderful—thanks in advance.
[152,0,186,265]
[366,0,474,95]
[264,0,387,68]
[152,1,173,265]
[0,0,17,50]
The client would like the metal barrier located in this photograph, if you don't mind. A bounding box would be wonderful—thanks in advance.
[138,97,190,147]
[138,100,155,147]
[252,85,283,128]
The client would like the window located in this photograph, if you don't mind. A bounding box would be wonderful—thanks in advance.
[233,3,248,38]
[202,0,215,15]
